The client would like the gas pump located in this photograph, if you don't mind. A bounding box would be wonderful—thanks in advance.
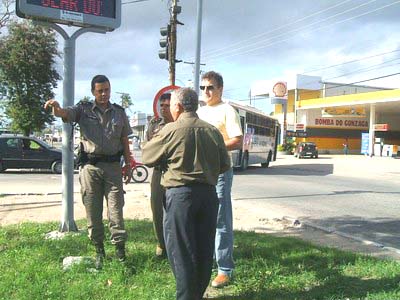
[374,138,383,156]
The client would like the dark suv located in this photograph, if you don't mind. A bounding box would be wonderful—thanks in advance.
[0,135,63,173]
[294,142,318,159]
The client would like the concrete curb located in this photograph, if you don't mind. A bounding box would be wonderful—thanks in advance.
[0,192,80,196]
[282,216,400,256]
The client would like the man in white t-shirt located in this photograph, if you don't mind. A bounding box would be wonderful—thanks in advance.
[197,71,243,288]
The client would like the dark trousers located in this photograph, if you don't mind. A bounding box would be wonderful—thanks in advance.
[164,184,218,300]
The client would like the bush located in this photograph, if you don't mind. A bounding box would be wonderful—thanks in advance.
[277,144,285,151]
[278,143,295,153]
[285,142,295,153]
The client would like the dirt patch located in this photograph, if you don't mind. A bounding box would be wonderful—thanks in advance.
[0,184,152,226]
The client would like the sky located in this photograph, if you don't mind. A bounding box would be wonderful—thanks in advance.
[16,0,400,116]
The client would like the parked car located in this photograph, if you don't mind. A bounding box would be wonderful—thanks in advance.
[0,135,70,173]
[294,142,318,158]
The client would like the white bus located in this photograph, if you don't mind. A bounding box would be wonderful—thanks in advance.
[229,101,280,170]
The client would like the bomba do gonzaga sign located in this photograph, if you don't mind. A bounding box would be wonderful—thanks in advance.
[313,118,368,129]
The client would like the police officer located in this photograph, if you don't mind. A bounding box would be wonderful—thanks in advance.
[145,93,173,257]
[44,75,132,269]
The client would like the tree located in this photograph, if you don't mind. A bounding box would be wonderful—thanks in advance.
[0,0,13,32]
[0,21,60,136]
[80,96,91,103]
[120,93,133,109]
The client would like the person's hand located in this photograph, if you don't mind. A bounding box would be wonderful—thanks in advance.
[44,99,60,110]
[122,162,132,185]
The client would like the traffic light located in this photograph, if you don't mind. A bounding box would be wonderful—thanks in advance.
[158,25,170,60]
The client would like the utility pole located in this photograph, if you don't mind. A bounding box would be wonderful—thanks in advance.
[158,1,182,85]
[158,0,183,85]
[183,60,206,78]
[169,0,181,85]
[194,0,203,95]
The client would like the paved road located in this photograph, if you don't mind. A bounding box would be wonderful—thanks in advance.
[233,154,400,252]
[1,154,399,253]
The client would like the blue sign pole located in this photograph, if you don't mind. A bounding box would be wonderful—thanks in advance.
[361,132,369,155]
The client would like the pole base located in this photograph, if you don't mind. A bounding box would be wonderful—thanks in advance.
[59,220,78,232]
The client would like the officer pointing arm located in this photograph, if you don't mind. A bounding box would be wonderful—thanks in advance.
[44,75,132,268]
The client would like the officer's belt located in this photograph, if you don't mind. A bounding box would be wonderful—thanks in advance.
[87,153,121,165]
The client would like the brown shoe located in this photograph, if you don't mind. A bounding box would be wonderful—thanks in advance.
[211,274,230,288]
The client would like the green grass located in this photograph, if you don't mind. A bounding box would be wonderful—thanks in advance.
[0,220,399,300]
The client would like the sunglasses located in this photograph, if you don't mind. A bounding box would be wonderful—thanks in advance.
[199,85,215,91]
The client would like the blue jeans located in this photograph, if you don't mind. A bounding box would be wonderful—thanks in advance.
[215,168,234,276]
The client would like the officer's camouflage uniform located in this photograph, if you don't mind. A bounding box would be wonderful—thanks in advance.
[146,116,169,253]
[63,100,132,247]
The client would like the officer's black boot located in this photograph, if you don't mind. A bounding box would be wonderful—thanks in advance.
[115,243,126,262]
[95,244,106,270]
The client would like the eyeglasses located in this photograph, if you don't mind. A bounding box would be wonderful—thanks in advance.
[199,85,215,91]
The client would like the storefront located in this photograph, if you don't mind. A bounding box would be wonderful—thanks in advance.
[295,89,400,155]
[257,75,400,155]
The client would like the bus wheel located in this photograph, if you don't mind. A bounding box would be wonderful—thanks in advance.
[261,152,272,168]
[240,152,249,171]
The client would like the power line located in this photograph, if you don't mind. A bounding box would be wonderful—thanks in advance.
[329,72,400,88]
[302,49,400,74]
[203,0,379,59]
[224,51,400,95]
[122,0,151,5]
[292,57,400,95]
[296,72,400,99]
[201,0,354,57]
[204,0,400,62]
[323,58,400,82]
[225,72,400,104]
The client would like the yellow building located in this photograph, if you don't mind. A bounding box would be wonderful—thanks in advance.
[269,75,400,155]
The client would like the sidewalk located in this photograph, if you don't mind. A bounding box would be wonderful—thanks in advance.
[274,153,400,181]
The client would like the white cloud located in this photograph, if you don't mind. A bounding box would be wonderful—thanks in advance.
[32,0,400,115]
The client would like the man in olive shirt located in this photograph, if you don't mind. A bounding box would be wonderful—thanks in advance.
[44,75,132,268]
[145,93,173,257]
[142,88,230,300]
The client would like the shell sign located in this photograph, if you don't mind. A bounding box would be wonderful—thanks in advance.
[272,81,287,98]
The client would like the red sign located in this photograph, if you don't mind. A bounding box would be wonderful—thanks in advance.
[153,85,180,119]
[314,118,368,128]
[295,123,305,131]
[374,124,389,131]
